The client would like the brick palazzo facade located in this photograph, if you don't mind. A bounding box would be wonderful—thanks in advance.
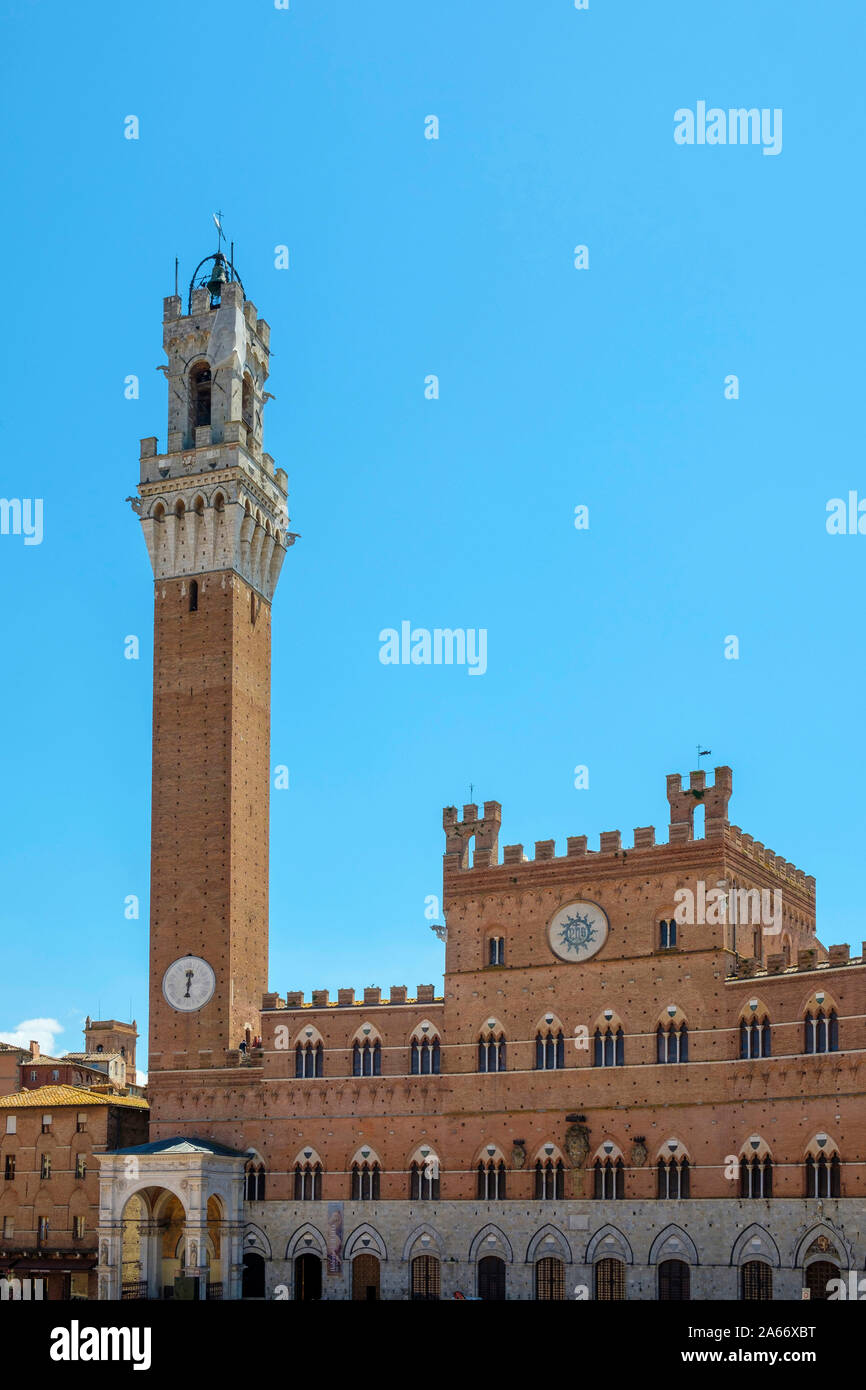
[92,251,866,1301]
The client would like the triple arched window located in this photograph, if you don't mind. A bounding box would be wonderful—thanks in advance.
[740,1154,773,1197]
[295,1040,323,1078]
[740,1016,771,1059]
[535,1157,565,1199]
[351,1160,381,1200]
[478,1031,506,1073]
[593,1157,625,1199]
[657,1156,690,1198]
[804,1009,839,1054]
[477,1157,507,1199]
[352,1039,381,1076]
[409,1157,440,1200]
[410,1037,440,1074]
[657,1022,688,1063]
[594,1026,624,1067]
[805,1152,841,1197]
[294,1161,322,1200]
[535,1029,565,1070]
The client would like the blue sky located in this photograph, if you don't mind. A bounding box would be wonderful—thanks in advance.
[1,0,864,1071]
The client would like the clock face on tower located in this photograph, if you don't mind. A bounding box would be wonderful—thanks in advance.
[162,955,216,1012]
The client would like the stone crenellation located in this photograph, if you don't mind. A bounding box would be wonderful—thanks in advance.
[266,985,443,1010]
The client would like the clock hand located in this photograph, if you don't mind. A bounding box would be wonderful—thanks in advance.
[184,969,194,998]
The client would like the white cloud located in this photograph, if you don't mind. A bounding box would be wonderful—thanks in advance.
[0,1019,65,1056]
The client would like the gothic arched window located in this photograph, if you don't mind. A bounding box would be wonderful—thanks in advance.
[477,1030,506,1073]
[476,1158,507,1199]
[739,1154,773,1198]
[535,1029,565,1070]
[805,1151,841,1198]
[534,1158,565,1200]
[351,1160,380,1200]
[656,1156,690,1199]
[739,1014,771,1058]
[352,1038,381,1077]
[804,1009,839,1054]
[295,1040,323,1078]
[244,1161,265,1201]
[410,1036,440,1075]
[593,1026,624,1067]
[189,362,212,432]
[409,1157,440,1200]
[657,1021,688,1063]
[293,1161,322,1200]
[593,1157,624,1200]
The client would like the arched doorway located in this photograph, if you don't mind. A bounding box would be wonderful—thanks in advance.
[535,1256,565,1300]
[294,1252,322,1301]
[741,1261,773,1300]
[242,1252,265,1299]
[411,1254,440,1301]
[352,1253,380,1301]
[595,1257,626,1300]
[478,1255,506,1301]
[658,1259,690,1301]
[806,1261,838,1301]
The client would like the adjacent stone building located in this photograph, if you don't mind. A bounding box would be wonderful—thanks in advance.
[0,1086,148,1299]
[90,249,866,1301]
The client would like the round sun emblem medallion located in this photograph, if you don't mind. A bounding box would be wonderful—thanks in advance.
[547,900,609,963]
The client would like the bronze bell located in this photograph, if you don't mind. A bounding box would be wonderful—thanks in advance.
[207,254,228,302]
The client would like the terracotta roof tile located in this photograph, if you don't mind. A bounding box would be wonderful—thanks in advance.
[0,1084,147,1110]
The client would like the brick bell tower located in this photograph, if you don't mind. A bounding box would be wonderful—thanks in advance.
[133,249,295,1076]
